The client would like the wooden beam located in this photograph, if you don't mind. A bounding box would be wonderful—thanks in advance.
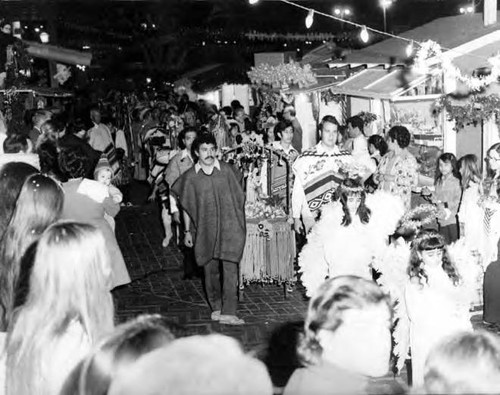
[23,40,92,66]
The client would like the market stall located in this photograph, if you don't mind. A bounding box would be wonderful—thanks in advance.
[222,143,296,295]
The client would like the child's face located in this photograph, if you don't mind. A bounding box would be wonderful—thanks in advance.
[97,169,112,186]
[368,143,376,155]
[420,248,443,268]
[346,194,361,215]
[439,160,452,176]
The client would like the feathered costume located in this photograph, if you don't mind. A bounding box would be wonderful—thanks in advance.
[372,237,482,382]
[298,190,405,297]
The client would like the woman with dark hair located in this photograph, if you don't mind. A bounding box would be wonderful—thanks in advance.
[481,143,500,326]
[298,178,404,297]
[0,173,63,330]
[0,162,38,241]
[59,146,130,289]
[60,314,175,395]
[373,126,419,210]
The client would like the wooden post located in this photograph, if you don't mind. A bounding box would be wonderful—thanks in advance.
[484,0,497,26]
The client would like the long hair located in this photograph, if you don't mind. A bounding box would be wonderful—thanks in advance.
[486,143,500,197]
[407,229,460,287]
[0,162,38,241]
[298,276,390,366]
[458,154,482,191]
[61,314,175,395]
[435,153,459,185]
[0,173,63,330]
[6,221,115,395]
[336,178,371,226]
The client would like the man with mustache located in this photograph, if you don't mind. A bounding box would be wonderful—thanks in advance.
[172,133,246,325]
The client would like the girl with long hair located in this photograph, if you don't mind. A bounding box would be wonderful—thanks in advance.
[457,154,482,246]
[298,178,404,297]
[6,221,115,395]
[0,162,38,241]
[429,153,461,243]
[482,143,500,325]
[404,230,472,387]
[0,173,63,331]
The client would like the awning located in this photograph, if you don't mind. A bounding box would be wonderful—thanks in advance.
[331,66,428,100]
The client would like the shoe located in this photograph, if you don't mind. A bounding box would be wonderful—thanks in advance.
[211,310,221,321]
[219,314,245,325]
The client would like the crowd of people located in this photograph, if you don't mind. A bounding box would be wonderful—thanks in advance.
[1,90,500,395]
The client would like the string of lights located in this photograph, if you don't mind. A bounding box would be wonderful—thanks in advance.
[248,0,493,62]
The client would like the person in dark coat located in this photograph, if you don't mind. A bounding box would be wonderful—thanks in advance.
[172,133,246,325]
[59,118,101,178]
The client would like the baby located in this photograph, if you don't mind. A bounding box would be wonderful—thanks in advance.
[94,158,122,231]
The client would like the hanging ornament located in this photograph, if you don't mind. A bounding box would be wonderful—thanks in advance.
[360,26,369,43]
[406,41,414,58]
[305,9,314,29]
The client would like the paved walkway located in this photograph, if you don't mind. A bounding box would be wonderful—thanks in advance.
[112,185,488,389]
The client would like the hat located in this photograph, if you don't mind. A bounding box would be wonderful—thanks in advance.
[94,157,112,178]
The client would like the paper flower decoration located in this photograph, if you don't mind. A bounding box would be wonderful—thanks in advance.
[247,61,317,89]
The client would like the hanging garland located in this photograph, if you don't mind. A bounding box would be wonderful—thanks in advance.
[247,61,317,90]
[320,89,344,105]
[414,40,500,93]
[356,111,377,125]
[433,94,500,130]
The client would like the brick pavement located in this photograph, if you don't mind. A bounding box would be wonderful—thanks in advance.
[112,186,490,389]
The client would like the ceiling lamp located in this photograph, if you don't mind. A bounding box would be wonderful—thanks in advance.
[305,9,314,29]
[249,0,260,4]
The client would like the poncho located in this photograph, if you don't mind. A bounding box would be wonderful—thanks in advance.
[172,162,246,266]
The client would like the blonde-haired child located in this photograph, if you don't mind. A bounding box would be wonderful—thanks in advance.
[94,158,122,231]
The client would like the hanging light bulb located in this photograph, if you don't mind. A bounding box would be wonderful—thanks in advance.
[360,26,369,43]
[249,0,260,4]
[305,9,314,29]
[406,41,414,57]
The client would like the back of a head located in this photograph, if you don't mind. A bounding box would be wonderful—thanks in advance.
[299,276,390,366]
[32,110,51,128]
[3,134,29,154]
[0,162,38,240]
[107,334,273,395]
[26,222,114,340]
[424,330,500,394]
[61,314,175,395]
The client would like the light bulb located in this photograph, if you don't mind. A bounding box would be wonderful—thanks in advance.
[249,0,260,4]
[305,9,314,29]
[406,41,414,57]
[466,6,473,12]
[360,26,369,43]
[334,8,341,15]
[345,9,351,15]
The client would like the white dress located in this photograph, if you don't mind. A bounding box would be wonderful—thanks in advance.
[298,190,405,297]
[404,267,472,387]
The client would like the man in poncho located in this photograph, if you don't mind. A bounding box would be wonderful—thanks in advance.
[172,133,246,325]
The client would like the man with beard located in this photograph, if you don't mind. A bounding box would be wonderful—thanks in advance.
[172,133,246,325]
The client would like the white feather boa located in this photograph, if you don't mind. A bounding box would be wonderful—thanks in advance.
[298,190,405,297]
[372,237,482,373]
